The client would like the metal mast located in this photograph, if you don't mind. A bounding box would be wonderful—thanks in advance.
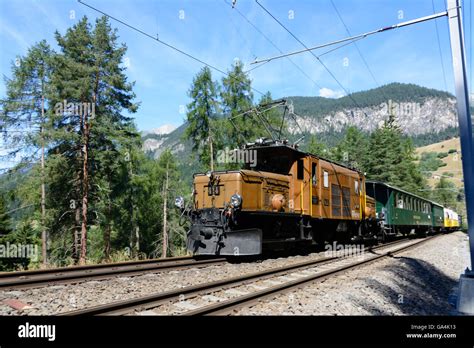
[447,0,474,314]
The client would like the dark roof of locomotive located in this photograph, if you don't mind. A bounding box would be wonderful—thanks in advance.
[246,142,363,174]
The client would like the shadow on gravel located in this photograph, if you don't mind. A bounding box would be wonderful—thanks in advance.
[348,256,458,315]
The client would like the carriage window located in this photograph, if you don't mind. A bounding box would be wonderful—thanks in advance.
[323,171,329,188]
[297,159,304,180]
[397,194,404,209]
[311,163,317,186]
[354,180,359,194]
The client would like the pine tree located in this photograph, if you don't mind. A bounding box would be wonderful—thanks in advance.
[50,16,138,264]
[184,66,219,170]
[306,135,330,157]
[365,114,426,193]
[0,40,54,265]
[0,196,11,236]
[221,61,254,147]
[334,126,369,171]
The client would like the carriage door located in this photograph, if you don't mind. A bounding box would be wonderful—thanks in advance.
[296,158,309,214]
[352,178,361,220]
[310,159,321,218]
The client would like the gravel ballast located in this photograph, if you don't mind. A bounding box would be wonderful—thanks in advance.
[0,247,341,315]
[0,232,468,315]
[234,231,470,315]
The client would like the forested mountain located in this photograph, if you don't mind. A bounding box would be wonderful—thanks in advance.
[143,82,461,160]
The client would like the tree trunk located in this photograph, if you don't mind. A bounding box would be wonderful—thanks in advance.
[74,204,80,263]
[209,134,214,172]
[40,95,47,267]
[135,226,140,254]
[79,97,91,265]
[162,160,169,258]
[128,157,139,257]
[104,199,111,259]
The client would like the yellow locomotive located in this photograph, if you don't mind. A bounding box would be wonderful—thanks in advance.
[176,139,378,256]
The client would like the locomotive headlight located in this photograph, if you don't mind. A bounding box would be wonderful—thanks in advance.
[230,193,242,208]
[174,196,185,210]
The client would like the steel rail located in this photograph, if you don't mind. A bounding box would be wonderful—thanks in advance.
[189,235,441,315]
[61,237,415,316]
[0,256,226,290]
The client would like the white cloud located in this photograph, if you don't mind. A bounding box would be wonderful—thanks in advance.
[319,87,344,98]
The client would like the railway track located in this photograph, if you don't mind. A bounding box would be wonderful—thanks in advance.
[0,256,227,290]
[62,237,432,316]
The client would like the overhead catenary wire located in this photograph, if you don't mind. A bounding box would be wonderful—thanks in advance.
[329,0,389,101]
[251,8,449,64]
[244,36,364,75]
[222,0,259,69]
[432,0,449,91]
[223,0,323,90]
[77,0,265,96]
[254,0,370,114]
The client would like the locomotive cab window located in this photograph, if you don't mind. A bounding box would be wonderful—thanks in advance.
[297,159,304,180]
[323,170,329,188]
[354,180,359,194]
[311,163,317,186]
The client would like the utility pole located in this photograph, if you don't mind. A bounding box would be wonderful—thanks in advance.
[447,0,474,314]
[162,159,169,258]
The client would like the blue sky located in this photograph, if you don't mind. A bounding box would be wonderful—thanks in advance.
[0,0,473,133]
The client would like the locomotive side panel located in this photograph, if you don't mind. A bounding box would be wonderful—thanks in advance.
[318,159,362,221]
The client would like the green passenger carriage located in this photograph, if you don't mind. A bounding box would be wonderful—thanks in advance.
[365,181,445,238]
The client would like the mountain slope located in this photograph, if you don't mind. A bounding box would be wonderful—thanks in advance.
[288,83,457,136]
[142,82,461,160]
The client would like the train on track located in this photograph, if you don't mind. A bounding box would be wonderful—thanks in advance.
[175,138,461,256]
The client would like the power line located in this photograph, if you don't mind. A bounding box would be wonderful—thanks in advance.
[432,0,449,91]
[251,10,448,64]
[255,0,368,113]
[242,24,365,76]
[223,0,323,90]
[329,0,386,96]
[77,0,265,96]
[222,1,258,66]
